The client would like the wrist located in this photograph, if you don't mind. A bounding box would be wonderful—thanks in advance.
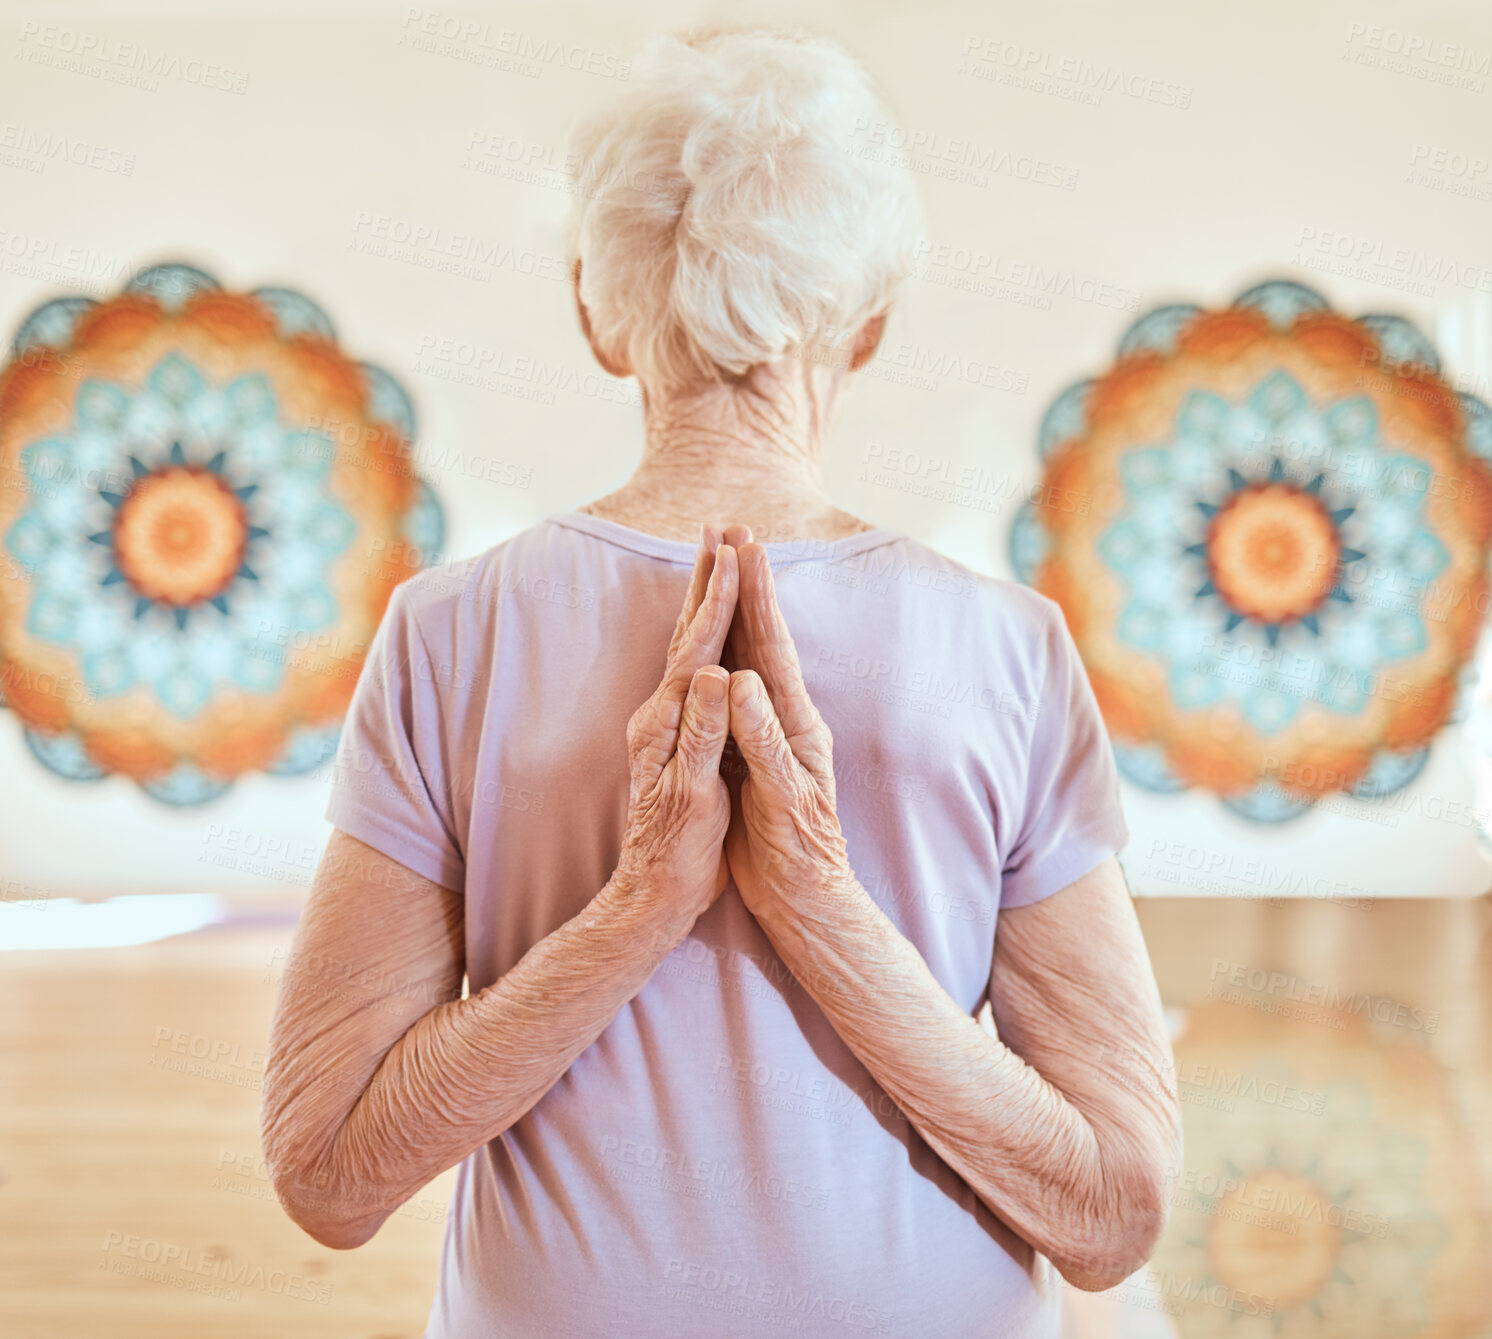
[755,862,863,933]
[754,871,879,1007]
[595,868,696,956]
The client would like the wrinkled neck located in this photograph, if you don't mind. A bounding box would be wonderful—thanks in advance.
[580,357,872,543]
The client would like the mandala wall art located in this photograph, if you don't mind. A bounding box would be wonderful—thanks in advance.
[0,263,446,804]
[1152,1001,1488,1338]
[1011,280,1492,825]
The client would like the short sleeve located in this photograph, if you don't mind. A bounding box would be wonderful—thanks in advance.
[999,600,1129,908]
[324,581,466,892]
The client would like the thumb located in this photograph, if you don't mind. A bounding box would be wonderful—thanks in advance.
[728,670,795,786]
[675,665,730,778]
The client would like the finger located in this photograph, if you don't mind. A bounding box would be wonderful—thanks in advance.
[734,542,820,748]
[668,523,724,662]
[674,665,730,780]
[661,543,738,708]
[727,670,798,789]
[635,545,739,788]
[686,523,725,619]
[719,524,751,672]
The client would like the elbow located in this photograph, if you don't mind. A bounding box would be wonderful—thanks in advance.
[294,1211,382,1253]
[1052,1094,1184,1292]
[1050,1159,1173,1293]
[1053,1203,1167,1293]
[268,1160,389,1250]
[260,1108,386,1250]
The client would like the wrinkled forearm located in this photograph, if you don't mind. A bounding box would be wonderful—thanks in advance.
[262,875,694,1249]
[752,877,1178,1291]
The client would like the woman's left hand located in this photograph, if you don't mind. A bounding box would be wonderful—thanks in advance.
[722,542,856,922]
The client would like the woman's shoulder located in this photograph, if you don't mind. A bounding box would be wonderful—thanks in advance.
[862,531,1062,637]
[381,513,626,651]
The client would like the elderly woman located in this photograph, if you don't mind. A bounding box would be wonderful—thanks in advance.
[262,25,1181,1339]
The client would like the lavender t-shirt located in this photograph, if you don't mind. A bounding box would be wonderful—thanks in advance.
[325,509,1129,1339]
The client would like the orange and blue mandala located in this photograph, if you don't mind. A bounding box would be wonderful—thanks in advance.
[1011,280,1492,821]
[0,263,445,803]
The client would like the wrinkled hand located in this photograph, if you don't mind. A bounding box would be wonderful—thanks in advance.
[723,542,856,921]
[614,524,749,924]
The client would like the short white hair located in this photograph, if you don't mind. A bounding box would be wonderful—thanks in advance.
[565,26,925,391]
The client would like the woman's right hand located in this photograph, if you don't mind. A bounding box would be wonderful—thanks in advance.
[613,524,744,924]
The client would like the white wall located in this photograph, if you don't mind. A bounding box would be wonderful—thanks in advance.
[3,0,1490,898]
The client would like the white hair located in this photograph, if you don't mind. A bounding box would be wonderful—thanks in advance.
[564,26,925,391]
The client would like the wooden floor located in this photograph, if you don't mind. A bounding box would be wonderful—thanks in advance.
[1,896,1489,1338]
[0,919,454,1339]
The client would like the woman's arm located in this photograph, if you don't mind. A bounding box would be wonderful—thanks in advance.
[743,850,1180,1292]
[261,830,705,1249]
[262,532,743,1249]
[723,541,1180,1290]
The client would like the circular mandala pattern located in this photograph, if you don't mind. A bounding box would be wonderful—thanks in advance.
[1206,482,1340,625]
[111,460,250,606]
[1011,280,1492,820]
[0,263,447,802]
[1153,1001,1488,1337]
[1207,1167,1341,1305]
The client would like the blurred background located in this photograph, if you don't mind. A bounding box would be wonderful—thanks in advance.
[1,0,1490,1335]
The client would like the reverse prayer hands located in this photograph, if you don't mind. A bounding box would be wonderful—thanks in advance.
[721,540,858,924]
